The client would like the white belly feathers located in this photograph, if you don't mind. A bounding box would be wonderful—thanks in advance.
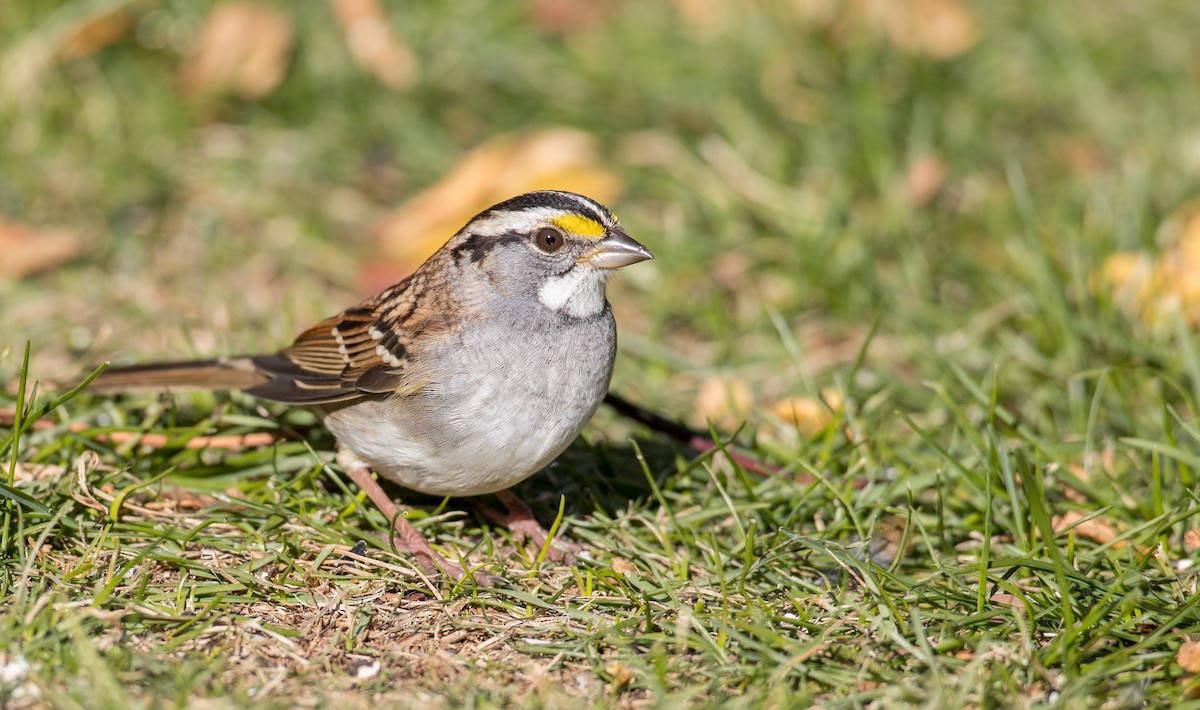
[321,311,616,497]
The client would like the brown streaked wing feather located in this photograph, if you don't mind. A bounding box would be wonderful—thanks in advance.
[244,275,450,404]
[283,307,377,376]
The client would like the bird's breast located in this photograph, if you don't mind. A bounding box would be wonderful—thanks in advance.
[321,310,616,497]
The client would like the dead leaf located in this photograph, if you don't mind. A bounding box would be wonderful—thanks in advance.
[1180,641,1200,674]
[1093,200,1200,328]
[788,0,839,26]
[59,1,144,60]
[0,219,82,279]
[97,430,278,451]
[528,0,619,35]
[769,388,843,436]
[868,515,909,567]
[0,0,153,104]
[4,462,67,484]
[611,557,637,576]
[670,0,735,38]
[905,153,947,206]
[1186,529,1200,552]
[711,250,751,292]
[694,376,752,430]
[328,0,419,89]
[990,593,1025,609]
[851,0,979,59]
[1052,510,1121,545]
[605,662,635,689]
[179,3,294,99]
[1056,137,1108,177]
[371,128,622,286]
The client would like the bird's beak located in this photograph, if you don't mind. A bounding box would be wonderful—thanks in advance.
[584,230,654,270]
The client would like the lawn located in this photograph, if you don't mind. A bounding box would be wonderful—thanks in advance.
[4,0,1200,706]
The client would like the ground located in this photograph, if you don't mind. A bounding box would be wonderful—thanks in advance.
[3,0,1200,707]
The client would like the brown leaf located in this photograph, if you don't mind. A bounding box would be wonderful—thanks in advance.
[1052,510,1121,545]
[98,430,278,451]
[0,219,82,279]
[1186,529,1200,552]
[770,388,843,437]
[179,3,294,99]
[1180,641,1200,674]
[670,0,736,38]
[5,462,67,484]
[611,557,637,576]
[528,0,619,36]
[328,0,419,89]
[59,1,145,61]
[1093,200,1200,329]
[693,376,752,430]
[1056,137,1108,177]
[868,515,910,567]
[371,128,622,286]
[605,662,635,689]
[852,0,979,59]
[905,153,947,206]
[990,593,1025,609]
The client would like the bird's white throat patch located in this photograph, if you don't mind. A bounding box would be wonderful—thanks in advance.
[538,268,607,318]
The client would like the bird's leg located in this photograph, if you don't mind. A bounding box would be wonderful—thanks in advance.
[338,451,490,583]
[485,489,581,564]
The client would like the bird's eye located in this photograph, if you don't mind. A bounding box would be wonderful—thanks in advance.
[534,227,565,253]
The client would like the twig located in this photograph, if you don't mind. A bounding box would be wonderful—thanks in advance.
[602,392,780,476]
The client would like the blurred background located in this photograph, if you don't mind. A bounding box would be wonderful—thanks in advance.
[6,4,1200,702]
[2,0,1200,437]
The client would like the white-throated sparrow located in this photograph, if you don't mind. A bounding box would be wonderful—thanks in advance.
[89,190,653,580]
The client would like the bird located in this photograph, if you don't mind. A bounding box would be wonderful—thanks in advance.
[87,190,654,581]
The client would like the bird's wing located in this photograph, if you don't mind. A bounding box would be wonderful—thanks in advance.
[244,276,453,405]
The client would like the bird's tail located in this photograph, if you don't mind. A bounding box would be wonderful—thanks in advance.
[85,358,269,394]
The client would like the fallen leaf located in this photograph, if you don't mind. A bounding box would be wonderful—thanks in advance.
[1052,510,1121,545]
[1181,641,1200,674]
[769,388,843,436]
[849,0,978,59]
[4,462,67,484]
[670,0,736,38]
[328,0,419,89]
[179,3,294,99]
[0,219,82,279]
[1093,200,1200,328]
[605,662,635,689]
[1186,529,1200,553]
[880,0,978,58]
[98,430,278,451]
[611,557,637,576]
[868,515,909,567]
[59,1,145,60]
[905,153,947,206]
[1056,137,1108,177]
[711,250,751,292]
[371,128,621,287]
[528,0,619,35]
[694,376,752,430]
[990,593,1025,609]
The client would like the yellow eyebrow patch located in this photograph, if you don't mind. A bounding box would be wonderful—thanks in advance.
[551,214,606,238]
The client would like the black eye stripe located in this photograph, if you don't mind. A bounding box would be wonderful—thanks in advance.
[450,233,524,263]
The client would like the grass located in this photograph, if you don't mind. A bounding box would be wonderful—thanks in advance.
[4,0,1200,706]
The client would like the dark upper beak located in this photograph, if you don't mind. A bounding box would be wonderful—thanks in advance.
[587,229,654,270]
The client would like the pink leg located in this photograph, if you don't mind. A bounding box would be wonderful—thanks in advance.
[340,454,496,584]
[491,489,581,564]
